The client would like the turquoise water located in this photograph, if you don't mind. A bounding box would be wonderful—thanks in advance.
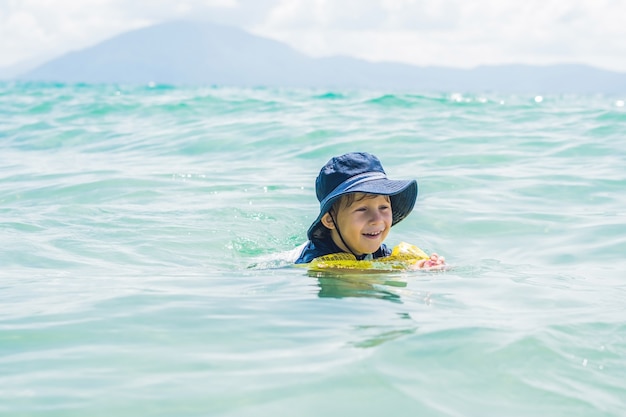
[1,82,625,416]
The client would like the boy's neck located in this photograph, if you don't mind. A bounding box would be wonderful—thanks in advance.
[330,230,364,256]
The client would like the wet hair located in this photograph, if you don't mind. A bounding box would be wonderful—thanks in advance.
[311,193,391,240]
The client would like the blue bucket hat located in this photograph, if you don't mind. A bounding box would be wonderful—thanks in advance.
[307,152,418,240]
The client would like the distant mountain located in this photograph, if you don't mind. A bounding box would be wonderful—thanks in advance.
[0,55,54,79]
[16,20,626,93]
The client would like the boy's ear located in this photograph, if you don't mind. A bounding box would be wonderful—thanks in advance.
[321,212,335,229]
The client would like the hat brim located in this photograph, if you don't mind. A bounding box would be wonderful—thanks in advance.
[306,174,418,240]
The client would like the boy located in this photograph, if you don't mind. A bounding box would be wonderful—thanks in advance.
[295,152,444,268]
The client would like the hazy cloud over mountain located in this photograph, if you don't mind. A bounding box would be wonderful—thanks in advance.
[2,0,626,73]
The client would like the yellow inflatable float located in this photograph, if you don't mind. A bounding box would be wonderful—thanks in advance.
[303,242,432,272]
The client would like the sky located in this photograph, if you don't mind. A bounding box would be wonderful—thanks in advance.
[1,0,625,72]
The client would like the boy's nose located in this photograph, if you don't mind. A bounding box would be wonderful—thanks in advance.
[370,210,384,222]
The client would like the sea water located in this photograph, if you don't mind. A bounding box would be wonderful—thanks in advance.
[1,82,625,417]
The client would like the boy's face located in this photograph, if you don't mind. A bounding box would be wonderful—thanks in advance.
[321,193,392,256]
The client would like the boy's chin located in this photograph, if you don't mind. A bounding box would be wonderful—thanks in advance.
[355,241,383,254]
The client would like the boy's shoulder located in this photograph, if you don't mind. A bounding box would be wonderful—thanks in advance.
[294,239,391,264]
[294,240,332,264]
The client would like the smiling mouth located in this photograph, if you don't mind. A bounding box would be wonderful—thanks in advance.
[363,230,383,237]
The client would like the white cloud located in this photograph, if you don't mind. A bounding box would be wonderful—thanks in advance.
[0,0,238,67]
[249,0,626,71]
[1,0,626,72]
[0,0,146,67]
